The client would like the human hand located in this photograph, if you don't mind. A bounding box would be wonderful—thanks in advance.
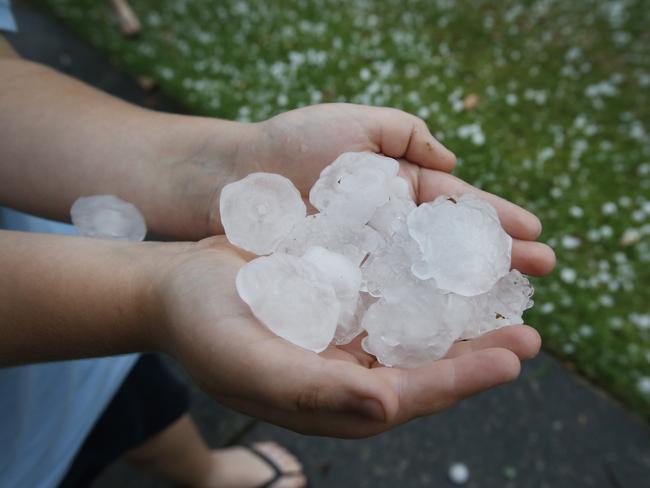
[202,103,455,232]
[151,103,553,436]
[153,191,552,439]
[209,103,554,275]
[162,102,553,273]
[241,103,457,193]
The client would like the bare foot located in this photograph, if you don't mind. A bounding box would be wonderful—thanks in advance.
[199,442,306,488]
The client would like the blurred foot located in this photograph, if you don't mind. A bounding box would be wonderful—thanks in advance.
[200,442,306,488]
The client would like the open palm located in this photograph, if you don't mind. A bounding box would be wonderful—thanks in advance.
[162,198,552,439]
[158,236,545,439]
[178,103,555,437]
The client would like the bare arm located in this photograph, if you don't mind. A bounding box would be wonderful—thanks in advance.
[0,35,250,240]
[0,229,180,365]
[0,34,468,240]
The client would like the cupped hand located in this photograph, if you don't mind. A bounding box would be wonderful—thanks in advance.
[245,103,457,194]
[235,103,555,276]
[156,240,545,439]
[169,103,554,436]
[206,103,455,234]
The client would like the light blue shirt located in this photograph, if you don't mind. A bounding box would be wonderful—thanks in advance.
[0,0,17,32]
[0,208,138,488]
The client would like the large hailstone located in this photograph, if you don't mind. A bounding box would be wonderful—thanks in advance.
[360,228,422,298]
[459,270,534,339]
[368,176,417,238]
[236,253,339,352]
[221,152,537,368]
[302,246,363,345]
[407,193,512,296]
[361,283,458,368]
[309,152,400,225]
[278,213,384,266]
[70,195,146,241]
[220,173,306,255]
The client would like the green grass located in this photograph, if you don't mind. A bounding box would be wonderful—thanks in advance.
[36,0,650,418]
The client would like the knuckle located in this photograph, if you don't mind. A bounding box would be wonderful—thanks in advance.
[294,381,325,412]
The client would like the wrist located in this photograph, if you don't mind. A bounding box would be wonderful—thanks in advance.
[143,236,246,358]
[126,240,195,353]
[141,112,261,239]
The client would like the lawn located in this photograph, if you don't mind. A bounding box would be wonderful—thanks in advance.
[36,0,650,418]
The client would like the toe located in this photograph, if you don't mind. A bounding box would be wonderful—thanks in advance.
[271,473,308,488]
[253,442,303,474]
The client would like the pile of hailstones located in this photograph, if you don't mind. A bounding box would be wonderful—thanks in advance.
[221,152,534,368]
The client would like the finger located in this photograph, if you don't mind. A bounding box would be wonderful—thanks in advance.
[361,105,456,172]
[236,332,397,421]
[417,169,543,240]
[445,325,541,360]
[387,348,521,422]
[512,239,556,276]
[224,349,521,437]
[223,395,388,438]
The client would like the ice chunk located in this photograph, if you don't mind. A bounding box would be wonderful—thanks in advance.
[368,177,417,238]
[223,152,537,362]
[344,291,379,343]
[220,173,306,255]
[361,284,457,368]
[236,253,339,352]
[309,152,399,224]
[487,269,534,323]
[302,246,363,345]
[407,194,512,296]
[278,213,384,266]
[70,195,146,241]
[361,229,422,298]
[460,270,534,339]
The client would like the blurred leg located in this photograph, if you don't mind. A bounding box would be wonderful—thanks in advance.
[124,414,307,488]
[124,413,213,486]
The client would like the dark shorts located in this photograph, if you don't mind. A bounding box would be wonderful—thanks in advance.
[58,354,191,488]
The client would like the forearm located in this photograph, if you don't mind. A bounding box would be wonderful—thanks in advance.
[0,54,251,239]
[0,230,179,365]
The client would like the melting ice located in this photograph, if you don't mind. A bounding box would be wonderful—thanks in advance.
[221,152,534,367]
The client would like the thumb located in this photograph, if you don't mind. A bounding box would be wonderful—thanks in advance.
[239,345,398,422]
[361,105,457,172]
[286,358,397,422]
[382,347,522,425]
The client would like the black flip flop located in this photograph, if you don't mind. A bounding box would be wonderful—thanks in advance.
[245,444,306,488]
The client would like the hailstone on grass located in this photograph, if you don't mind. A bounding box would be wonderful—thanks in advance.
[221,152,535,366]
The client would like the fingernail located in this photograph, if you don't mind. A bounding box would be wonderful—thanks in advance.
[358,398,385,422]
